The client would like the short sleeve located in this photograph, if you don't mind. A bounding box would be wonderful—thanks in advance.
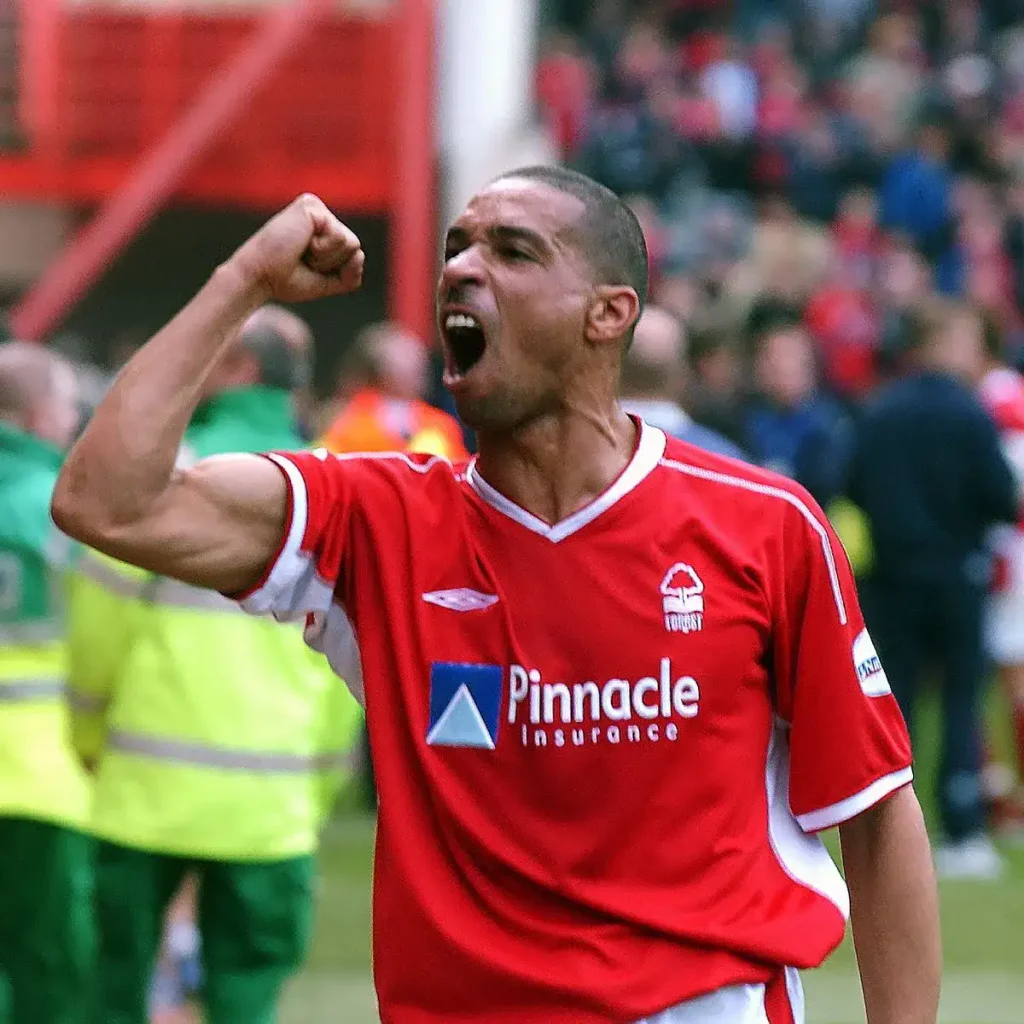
[233,449,352,622]
[233,448,453,629]
[772,493,913,833]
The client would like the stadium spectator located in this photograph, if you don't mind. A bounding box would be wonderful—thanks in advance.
[0,342,92,1024]
[974,312,1024,838]
[744,317,852,507]
[318,322,468,462]
[879,118,956,261]
[849,300,1020,879]
[619,304,747,459]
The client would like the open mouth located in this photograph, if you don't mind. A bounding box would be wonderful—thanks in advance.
[443,313,487,377]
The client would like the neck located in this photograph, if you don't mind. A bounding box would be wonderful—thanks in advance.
[475,404,637,526]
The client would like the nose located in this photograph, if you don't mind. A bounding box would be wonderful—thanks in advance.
[439,243,486,295]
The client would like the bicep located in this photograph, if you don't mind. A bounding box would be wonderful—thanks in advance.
[92,453,289,595]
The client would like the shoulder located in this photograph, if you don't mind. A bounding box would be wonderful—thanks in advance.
[658,435,828,534]
[288,446,464,499]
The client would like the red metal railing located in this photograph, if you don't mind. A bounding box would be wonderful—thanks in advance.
[2,1,398,211]
[2,0,435,343]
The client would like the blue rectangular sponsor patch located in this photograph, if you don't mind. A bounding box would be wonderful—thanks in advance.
[427,662,503,749]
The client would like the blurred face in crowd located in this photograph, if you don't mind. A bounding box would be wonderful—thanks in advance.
[880,246,929,309]
[694,343,741,399]
[931,309,987,383]
[756,327,817,409]
[372,329,429,402]
[437,178,637,431]
[838,188,877,230]
[622,306,686,398]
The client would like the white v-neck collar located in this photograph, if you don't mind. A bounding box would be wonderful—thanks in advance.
[465,420,667,543]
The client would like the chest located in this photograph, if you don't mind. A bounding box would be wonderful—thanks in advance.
[354,510,775,784]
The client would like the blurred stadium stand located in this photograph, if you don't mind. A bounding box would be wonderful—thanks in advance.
[0,0,435,388]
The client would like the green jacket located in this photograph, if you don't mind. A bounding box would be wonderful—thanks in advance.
[0,422,90,828]
[70,387,362,860]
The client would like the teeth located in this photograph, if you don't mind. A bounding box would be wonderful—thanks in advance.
[445,313,480,331]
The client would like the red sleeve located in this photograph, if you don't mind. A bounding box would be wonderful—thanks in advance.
[771,491,913,833]
[235,448,455,624]
[233,449,354,621]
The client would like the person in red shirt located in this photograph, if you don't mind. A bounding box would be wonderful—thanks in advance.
[53,171,940,1024]
[975,318,1024,832]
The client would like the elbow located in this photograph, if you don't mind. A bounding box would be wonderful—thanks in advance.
[51,455,119,550]
[51,463,95,546]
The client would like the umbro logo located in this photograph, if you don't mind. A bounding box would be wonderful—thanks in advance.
[422,588,499,612]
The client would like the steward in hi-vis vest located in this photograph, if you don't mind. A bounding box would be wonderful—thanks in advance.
[69,314,362,1024]
[0,343,93,1024]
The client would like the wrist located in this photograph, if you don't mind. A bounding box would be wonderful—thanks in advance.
[215,254,273,310]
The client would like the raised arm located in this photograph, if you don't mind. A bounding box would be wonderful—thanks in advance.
[51,195,364,595]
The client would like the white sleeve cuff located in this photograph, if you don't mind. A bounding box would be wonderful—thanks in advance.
[235,453,310,616]
[797,766,914,833]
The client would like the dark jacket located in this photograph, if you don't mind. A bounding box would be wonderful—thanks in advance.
[848,370,1019,584]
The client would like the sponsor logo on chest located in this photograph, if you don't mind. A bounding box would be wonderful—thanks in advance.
[427,658,701,752]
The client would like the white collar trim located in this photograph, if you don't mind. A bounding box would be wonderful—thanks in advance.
[466,420,667,543]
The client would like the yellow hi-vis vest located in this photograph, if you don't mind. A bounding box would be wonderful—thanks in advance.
[0,625,91,829]
[69,550,361,861]
[0,421,90,829]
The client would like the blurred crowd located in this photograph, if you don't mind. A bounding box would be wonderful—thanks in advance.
[538,0,1024,469]
[537,0,1024,877]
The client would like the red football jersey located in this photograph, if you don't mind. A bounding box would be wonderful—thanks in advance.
[238,420,912,1024]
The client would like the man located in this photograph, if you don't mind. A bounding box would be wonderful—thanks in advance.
[974,315,1024,836]
[0,342,93,1024]
[66,313,362,1024]
[241,304,317,441]
[745,318,853,510]
[619,304,746,460]
[54,173,940,1023]
[849,299,1020,880]
[319,321,468,460]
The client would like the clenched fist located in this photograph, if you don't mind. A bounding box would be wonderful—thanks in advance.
[230,194,365,304]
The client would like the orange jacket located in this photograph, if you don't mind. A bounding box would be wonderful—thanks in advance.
[318,389,469,461]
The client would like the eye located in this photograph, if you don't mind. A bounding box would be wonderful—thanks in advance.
[501,245,533,262]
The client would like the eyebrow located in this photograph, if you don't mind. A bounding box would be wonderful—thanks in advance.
[444,223,550,254]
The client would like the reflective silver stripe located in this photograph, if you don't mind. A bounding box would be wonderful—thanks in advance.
[316,749,358,773]
[77,553,243,615]
[107,730,320,773]
[0,620,63,645]
[69,690,108,714]
[147,578,244,615]
[0,679,66,702]
[76,552,150,599]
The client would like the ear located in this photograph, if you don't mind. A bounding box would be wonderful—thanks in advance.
[584,286,640,347]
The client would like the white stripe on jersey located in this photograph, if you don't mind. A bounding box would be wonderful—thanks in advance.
[659,458,848,626]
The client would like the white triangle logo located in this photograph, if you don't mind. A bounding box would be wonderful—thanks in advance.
[426,684,496,749]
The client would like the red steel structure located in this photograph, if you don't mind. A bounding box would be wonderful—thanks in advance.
[2,0,435,343]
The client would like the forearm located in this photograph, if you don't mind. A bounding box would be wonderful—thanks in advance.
[54,260,266,531]
[840,785,941,1024]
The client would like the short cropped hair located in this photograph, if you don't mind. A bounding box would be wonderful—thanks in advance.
[496,165,649,326]
[239,322,306,391]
